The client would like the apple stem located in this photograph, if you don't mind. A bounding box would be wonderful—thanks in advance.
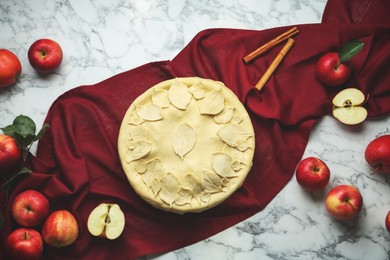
[23,230,30,240]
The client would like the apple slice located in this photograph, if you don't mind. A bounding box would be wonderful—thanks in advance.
[332,88,368,125]
[87,203,125,240]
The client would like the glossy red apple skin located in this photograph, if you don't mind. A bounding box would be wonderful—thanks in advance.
[364,135,390,174]
[27,39,63,73]
[0,49,22,89]
[385,211,390,233]
[0,134,22,175]
[6,228,43,260]
[316,52,351,87]
[42,210,79,248]
[11,190,50,227]
[296,157,330,192]
[325,184,363,221]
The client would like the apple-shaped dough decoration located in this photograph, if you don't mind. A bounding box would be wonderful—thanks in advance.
[87,203,125,240]
[332,88,368,125]
[316,40,364,87]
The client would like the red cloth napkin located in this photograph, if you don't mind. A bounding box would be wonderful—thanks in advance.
[1,0,390,259]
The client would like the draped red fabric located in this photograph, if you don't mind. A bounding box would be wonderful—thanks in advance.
[1,0,389,259]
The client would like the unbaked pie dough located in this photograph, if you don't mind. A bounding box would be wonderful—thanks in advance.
[118,77,255,214]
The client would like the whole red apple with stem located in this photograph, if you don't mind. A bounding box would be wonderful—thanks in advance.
[11,189,50,227]
[316,40,364,87]
[0,134,22,175]
[42,210,79,248]
[28,39,63,74]
[365,135,390,174]
[296,157,330,192]
[325,184,363,221]
[0,49,22,89]
[385,210,390,233]
[6,228,43,260]
[316,52,351,87]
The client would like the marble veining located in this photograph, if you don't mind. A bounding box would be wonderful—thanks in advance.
[1,0,389,259]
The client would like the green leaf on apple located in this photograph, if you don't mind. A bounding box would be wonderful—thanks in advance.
[338,40,364,63]
[1,115,49,161]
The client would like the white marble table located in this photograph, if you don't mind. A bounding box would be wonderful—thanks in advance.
[1,0,389,259]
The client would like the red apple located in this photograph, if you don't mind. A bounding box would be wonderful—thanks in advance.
[6,228,43,260]
[316,52,351,87]
[385,210,390,233]
[42,210,79,248]
[325,184,363,221]
[0,49,22,89]
[0,134,22,175]
[364,135,390,174]
[296,157,330,192]
[11,190,50,227]
[27,39,63,73]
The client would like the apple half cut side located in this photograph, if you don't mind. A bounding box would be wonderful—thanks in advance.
[332,88,368,125]
[87,203,125,240]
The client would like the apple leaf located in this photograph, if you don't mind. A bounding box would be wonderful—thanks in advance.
[338,40,364,63]
[12,115,36,137]
[1,115,49,161]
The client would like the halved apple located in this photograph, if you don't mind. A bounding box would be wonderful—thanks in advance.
[332,88,368,125]
[87,203,125,240]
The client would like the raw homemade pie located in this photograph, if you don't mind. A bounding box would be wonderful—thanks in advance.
[118,77,255,214]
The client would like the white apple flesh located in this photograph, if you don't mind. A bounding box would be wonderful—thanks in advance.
[332,88,367,125]
[87,203,125,240]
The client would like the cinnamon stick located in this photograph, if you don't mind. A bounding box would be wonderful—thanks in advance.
[255,38,295,91]
[244,26,298,63]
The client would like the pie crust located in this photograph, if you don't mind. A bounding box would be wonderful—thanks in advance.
[118,77,255,214]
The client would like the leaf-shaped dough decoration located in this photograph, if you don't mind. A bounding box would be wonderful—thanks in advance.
[189,83,206,100]
[214,107,234,124]
[152,89,170,108]
[150,178,162,197]
[198,88,224,115]
[126,140,152,163]
[159,173,180,207]
[200,191,211,204]
[128,115,144,126]
[129,125,148,140]
[134,159,147,173]
[168,80,192,110]
[201,169,222,193]
[136,103,162,121]
[218,123,253,148]
[140,158,164,188]
[231,115,243,124]
[172,123,196,159]
[174,187,193,206]
[211,153,237,178]
[183,173,203,205]
[235,139,250,152]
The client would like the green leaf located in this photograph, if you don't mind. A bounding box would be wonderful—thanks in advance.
[1,125,19,137]
[13,115,36,138]
[1,167,31,190]
[12,131,27,149]
[338,40,364,63]
[17,167,32,174]
[34,123,50,141]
